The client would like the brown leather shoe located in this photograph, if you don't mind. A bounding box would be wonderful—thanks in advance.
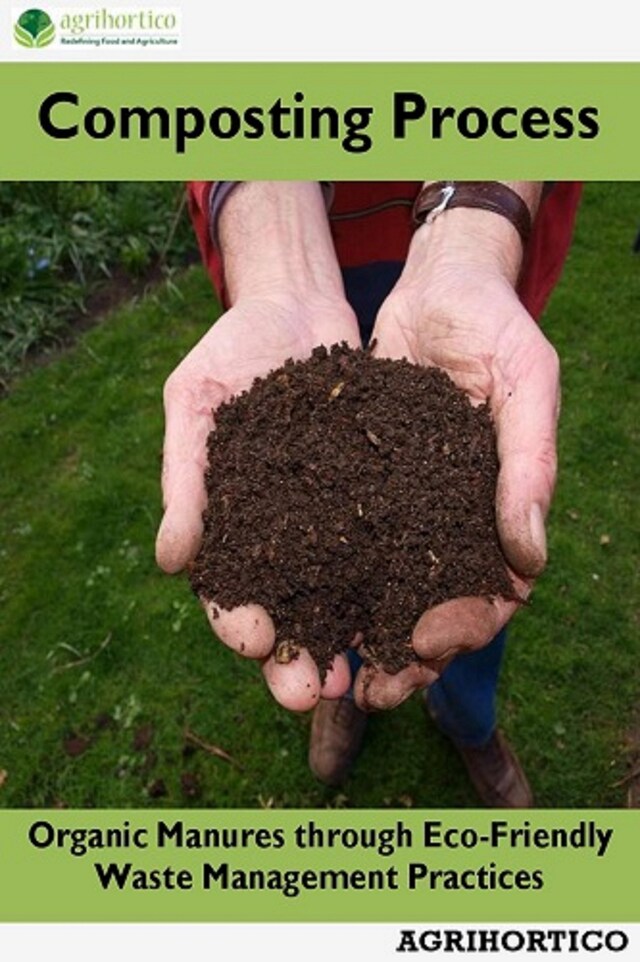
[453,729,534,808]
[308,697,368,787]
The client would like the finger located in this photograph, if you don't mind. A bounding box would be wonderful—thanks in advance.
[262,648,323,712]
[411,591,528,662]
[320,653,353,700]
[203,600,275,659]
[494,340,560,578]
[156,370,227,574]
[354,660,440,712]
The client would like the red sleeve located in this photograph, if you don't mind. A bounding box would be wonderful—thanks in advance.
[518,182,584,321]
[187,181,227,306]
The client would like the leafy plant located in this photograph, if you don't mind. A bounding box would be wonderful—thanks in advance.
[0,182,197,384]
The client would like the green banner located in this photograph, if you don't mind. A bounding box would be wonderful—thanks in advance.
[0,809,637,922]
[0,62,637,179]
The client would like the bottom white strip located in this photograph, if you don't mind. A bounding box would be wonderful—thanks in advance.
[1,922,638,961]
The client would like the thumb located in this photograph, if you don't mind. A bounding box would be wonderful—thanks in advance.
[494,342,560,579]
[155,376,216,574]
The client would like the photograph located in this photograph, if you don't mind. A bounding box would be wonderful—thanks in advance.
[0,179,638,810]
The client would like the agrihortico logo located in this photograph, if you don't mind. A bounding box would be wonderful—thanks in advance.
[14,8,55,47]
[11,6,181,50]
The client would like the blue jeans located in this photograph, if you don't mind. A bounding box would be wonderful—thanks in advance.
[342,262,504,748]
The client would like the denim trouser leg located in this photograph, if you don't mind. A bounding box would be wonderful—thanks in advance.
[424,629,507,747]
[341,261,505,747]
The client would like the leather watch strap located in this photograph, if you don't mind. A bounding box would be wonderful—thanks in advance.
[412,181,533,248]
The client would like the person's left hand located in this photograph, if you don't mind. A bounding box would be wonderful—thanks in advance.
[352,211,559,711]
[156,292,360,712]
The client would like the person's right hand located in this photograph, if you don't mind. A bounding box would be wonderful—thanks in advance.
[156,291,361,712]
[350,187,556,712]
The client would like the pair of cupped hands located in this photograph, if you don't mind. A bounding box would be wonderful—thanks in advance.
[155,201,559,714]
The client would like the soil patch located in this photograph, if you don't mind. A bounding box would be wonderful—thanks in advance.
[189,343,518,679]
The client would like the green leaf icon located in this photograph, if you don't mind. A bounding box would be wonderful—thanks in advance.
[35,22,55,47]
[14,22,36,47]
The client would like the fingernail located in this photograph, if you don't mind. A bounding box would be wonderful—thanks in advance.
[432,646,459,662]
[155,512,170,566]
[529,502,547,569]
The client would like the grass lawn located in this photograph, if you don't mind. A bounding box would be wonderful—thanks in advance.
[0,182,638,810]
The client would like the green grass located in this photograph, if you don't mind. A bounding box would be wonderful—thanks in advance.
[0,182,638,809]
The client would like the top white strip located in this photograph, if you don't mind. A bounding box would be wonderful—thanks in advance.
[3,0,640,61]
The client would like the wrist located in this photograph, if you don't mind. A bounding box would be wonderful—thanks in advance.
[218,181,344,304]
[410,208,523,284]
[405,181,543,286]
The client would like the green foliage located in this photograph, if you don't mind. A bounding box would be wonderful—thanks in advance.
[0,183,638,809]
[0,182,198,384]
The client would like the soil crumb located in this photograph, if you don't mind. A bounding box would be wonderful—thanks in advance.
[189,343,518,678]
